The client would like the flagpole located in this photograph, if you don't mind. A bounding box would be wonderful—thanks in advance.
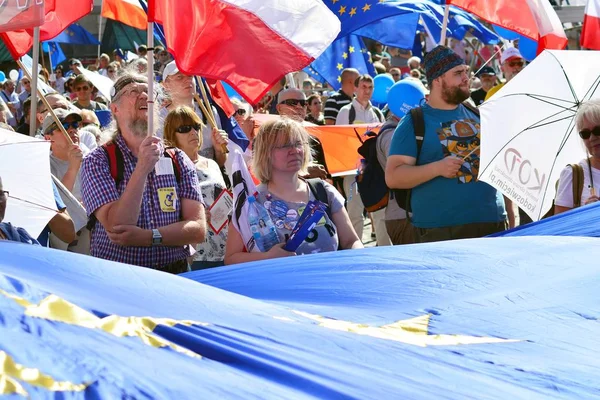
[97,14,103,60]
[147,0,155,138]
[48,43,54,73]
[439,5,450,46]
[29,27,41,137]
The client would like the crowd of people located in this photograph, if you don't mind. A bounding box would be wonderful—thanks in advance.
[0,37,597,274]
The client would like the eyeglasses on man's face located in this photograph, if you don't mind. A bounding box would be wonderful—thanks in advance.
[280,99,306,107]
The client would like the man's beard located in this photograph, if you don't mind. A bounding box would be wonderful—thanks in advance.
[129,116,148,137]
[441,80,470,105]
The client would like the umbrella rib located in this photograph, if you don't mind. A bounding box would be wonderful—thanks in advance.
[581,74,600,103]
[479,111,576,178]
[522,95,577,112]
[492,93,576,106]
[537,117,578,220]
[548,51,579,104]
[7,195,58,213]
[524,112,578,132]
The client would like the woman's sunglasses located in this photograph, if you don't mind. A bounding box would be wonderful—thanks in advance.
[176,123,202,134]
[235,109,247,116]
[579,126,600,140]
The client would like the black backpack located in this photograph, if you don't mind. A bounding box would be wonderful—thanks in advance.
[354,121,395,213]
[393,102,480,212]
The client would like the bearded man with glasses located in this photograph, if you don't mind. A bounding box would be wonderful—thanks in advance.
[81,72,206,273]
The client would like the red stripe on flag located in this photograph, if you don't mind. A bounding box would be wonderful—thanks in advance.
[0,0,93,59]
[156,0,314,105]
[581,13,600,50]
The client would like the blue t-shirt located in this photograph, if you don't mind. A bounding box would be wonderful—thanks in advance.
[389,103,506,228]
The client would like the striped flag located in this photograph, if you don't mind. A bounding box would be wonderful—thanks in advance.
[101,0,147,30]
[581,0,600,50]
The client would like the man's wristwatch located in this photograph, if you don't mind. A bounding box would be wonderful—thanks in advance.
[151,229,163,246]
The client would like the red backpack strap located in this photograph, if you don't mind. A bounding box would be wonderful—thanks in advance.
[164,148,182,184]
[102,141,124,186]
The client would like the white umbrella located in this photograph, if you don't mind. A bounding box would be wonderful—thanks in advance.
[0,128,57,237]
[478,50,600,221]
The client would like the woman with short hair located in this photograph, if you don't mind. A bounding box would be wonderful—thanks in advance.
[555,99,600,214]
[225,118,362,265]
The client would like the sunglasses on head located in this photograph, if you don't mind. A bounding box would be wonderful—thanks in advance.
[281,99,306,107]
[507,60,525,68]
[579,126,600,140]
[235,109,247,116]
[176,123,202,133]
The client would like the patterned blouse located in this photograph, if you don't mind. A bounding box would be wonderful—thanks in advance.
[193,158,229,262]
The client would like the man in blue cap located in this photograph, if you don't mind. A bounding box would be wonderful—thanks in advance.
[385,45,509,242]
[470,66,497,106]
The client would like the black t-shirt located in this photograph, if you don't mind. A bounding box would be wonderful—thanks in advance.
[471,88,487,107]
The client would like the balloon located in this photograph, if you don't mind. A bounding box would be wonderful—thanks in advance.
[387,79,426,119]
[222,82,242,99]
[493,25,520,41]
[518,36,538,62]
[9,70,18,81]
[0,72,5,82]
[372,74,395,104]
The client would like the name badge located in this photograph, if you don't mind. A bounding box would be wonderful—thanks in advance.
[155,157,174,176]
[158,187,177,212]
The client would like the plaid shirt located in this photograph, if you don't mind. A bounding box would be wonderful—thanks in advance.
[81,133,203,268]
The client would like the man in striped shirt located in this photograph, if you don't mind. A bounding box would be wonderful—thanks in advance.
[324,68,359,125]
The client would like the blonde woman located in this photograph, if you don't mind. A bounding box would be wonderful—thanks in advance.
[225,118,362,265]
[555,99,600,214]
[164,106,229,269]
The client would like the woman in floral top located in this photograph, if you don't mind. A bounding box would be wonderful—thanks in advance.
[164,106,230,270]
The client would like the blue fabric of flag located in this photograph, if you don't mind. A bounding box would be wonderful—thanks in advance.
[492,201,600,238]
[196,78,249,152]
[308,35,375,91]
[2,231,599,398]
[42,42,66,68]
[52,23,100,45]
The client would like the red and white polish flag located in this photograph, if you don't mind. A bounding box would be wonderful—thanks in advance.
[582,0,600,50]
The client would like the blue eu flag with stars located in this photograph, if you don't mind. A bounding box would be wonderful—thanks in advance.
[309,35,375,91]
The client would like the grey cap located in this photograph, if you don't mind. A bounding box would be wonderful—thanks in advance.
[42,108,82,135]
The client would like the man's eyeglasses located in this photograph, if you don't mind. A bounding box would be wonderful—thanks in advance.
[75,86,90,92]
[176,123,202,134]
[579,126,600,140]
[280,99,306,107]
[274,141,306,150]
[234,109,247,116]
[507,60,525,68]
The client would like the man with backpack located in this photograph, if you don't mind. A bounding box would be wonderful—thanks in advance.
[385,46,509,243]
[81,72,206,273]
[336,74,389,246]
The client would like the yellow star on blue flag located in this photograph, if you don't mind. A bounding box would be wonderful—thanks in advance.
[306,34,376,91]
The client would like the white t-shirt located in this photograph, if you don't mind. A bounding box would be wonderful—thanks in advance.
[555,159,600,208]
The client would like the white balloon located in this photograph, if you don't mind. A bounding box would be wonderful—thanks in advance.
[9,70,18,81]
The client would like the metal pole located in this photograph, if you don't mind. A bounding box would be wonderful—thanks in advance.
[29,27,40,137]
